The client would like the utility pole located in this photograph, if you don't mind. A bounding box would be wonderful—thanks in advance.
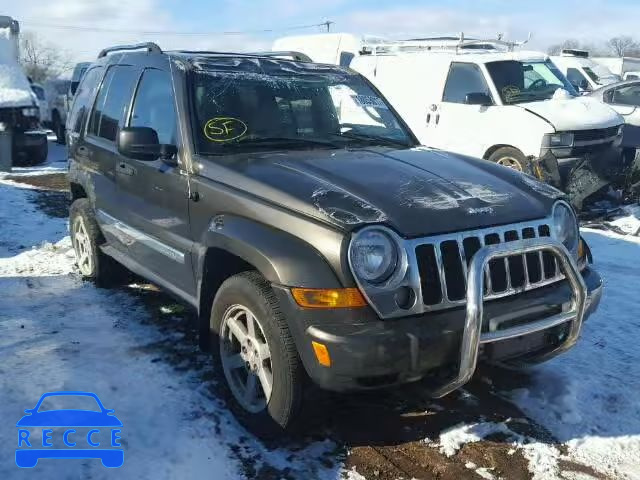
[323,20,334,33]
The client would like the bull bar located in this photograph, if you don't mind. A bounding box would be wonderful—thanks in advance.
[431,237,587,398]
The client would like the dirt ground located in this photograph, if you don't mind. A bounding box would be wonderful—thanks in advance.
[18,173,612,480]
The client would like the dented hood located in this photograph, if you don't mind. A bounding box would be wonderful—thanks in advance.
[519,96,622,131]
[202,147,562,237]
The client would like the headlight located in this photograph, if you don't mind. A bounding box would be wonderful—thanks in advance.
[21,107,39,118]
[544,132,574,148]
[349,228,399,284]
[552,201,579,255]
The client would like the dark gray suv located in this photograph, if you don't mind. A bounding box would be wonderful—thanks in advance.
[66,43,603,436]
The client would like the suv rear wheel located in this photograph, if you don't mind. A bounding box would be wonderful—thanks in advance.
[70,199,128,286]
[488,146,530,173]
[211,272,304,437]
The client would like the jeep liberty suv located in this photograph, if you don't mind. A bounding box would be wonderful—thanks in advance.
[67,43,603,435]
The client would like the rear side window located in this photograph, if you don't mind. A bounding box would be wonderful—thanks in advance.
[68,67,104,134]
[129,69,177,145]
[88,65,138,142]
[443,63,491,103]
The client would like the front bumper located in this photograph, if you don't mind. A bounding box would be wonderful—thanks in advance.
[276,239,602,393]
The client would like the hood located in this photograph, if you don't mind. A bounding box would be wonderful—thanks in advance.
[200,147,562,237]
[519,95,622,131]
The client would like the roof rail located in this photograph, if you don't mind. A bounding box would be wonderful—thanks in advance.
[98,42,162,59]
[361,32,532,55]
[248,51,313,62]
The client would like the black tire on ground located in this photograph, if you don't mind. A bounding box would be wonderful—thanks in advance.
[210,271,304,438]
[69,199,129,287]
[53,112,66,145]
[487,146,531,173]
[31,139,48,165]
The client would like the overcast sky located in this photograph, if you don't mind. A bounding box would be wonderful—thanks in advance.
[1,0,637,69]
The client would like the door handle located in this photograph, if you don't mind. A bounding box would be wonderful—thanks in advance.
[117,162,136,176]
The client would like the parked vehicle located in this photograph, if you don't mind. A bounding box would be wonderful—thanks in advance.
[276,35,625,193]
[48,62,91,145]
[30,82,50,126]
[0,16,47,165]
[45,79,71,143]
[593,56,640,81]
[67,42,602,436]
[551,49,620,93]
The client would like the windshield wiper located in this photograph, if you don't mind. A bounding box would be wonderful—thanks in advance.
[327,131,411,149]
[236,137,340,148]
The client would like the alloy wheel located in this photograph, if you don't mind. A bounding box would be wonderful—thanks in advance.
[220,304,273,413]
[72,217,94,276]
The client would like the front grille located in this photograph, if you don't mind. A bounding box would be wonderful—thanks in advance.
[572,126,619,143]
[415,220,563,310]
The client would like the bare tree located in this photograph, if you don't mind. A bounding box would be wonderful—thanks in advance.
[607,36,640,57]
[19,32,72,83]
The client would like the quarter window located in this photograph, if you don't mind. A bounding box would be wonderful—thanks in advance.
[88,65,138,142]
[68,67,104,134]
[443,63,491,104]
[129,69,177,145]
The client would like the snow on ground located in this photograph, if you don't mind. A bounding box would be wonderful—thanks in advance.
[0,162,340,478]
[508,228,640,480]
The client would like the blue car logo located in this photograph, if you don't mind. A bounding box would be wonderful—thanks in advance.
[16,391,123,468]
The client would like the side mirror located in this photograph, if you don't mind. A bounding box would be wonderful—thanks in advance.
[579,79,591,92]
[465,92,493,106]
[117,127,177,162]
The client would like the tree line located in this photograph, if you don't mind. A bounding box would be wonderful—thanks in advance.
[548,36,640,57]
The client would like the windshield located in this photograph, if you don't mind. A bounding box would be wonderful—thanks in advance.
[486,60,578,104]
[190,59,413,155]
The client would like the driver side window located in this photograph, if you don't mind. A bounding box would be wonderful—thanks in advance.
[443,63,492,104]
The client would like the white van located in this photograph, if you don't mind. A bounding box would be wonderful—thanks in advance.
[276,35,624,181]
[551,50,620,93]
[592,56,640,81]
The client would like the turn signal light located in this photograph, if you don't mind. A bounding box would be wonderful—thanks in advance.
[291,288,367,309]
[312,341,331,367]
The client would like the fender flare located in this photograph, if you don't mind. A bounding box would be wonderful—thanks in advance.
[194,215,344,291]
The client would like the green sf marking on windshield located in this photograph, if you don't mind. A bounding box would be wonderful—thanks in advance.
[204,117,248,142]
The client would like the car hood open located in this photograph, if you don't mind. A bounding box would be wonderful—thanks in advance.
[200,147,563,237]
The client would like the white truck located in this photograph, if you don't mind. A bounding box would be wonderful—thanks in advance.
[592,56,640,81]
[551,50,620,93]
[275,34,624,197]
[0,15,47,166]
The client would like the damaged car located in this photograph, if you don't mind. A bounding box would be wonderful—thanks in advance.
[67,43,603,436]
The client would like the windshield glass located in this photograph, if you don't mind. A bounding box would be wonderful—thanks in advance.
[190,59,413,154]
[486,60,578,104]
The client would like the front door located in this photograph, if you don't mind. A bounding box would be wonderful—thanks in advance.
[115,67,196,299]
[433,62,496,158]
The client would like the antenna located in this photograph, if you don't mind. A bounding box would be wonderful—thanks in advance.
[322,20,334,33]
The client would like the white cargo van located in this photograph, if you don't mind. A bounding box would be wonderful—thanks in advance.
[592,56,640,81]
[551,50,620,92]
[276,34,624,183]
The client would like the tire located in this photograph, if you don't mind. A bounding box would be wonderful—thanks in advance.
[210,271,304,437]
[53,112,66,145]
[487,147,531,173]
[69,199,129,287]
[31,138,48,165]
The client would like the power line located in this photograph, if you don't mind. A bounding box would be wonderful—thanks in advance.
[20,20,332,36]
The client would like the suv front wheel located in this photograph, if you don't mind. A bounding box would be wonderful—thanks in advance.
[211,272,304,437]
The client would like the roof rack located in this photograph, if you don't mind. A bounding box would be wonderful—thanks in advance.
[360,32,532,55]
[98,42,162,59]
[248,51,312,62]
[561,49,590,58]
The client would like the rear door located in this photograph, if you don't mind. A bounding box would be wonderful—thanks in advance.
[83,64,141,255]
[115,67,195,299]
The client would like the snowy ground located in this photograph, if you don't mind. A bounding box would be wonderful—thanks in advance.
[1,142,639,479]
